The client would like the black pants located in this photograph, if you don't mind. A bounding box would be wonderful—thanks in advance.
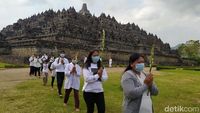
[34,67,40,77]
[83,92,105,113]
[56,72,65,95]
[29,66,35,76]
[64,88,80,108]
[51,76,55,88]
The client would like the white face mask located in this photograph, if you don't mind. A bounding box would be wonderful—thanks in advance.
[60,54,65,58]
[72,60,78,64]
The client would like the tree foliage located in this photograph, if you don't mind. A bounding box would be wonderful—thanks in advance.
[178,40,200,62]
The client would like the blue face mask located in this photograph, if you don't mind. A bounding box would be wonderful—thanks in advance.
[135,63,145,72]
[92,56,100,63]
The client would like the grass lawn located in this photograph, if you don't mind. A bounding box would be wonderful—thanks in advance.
[0,62,11,68]
[0,62,28,69]
[0,69,200,113]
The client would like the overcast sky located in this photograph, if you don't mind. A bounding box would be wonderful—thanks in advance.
[0,0,199,47]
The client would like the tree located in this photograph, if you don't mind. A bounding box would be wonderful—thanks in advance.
[178,40,200,62]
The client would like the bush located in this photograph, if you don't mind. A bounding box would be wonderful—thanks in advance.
[183,67,200,71]
[156,66,177,70]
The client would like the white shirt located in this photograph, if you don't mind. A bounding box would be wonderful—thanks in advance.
[136,73,153,113]
[42,63,49,73]
[52,57,69,72]
[50,62,56,77]
[82,63,108,93]
[49,57,55,63]
[64,63,81,90]
[41,54,48,62]
[109,58,112,67]
[33,57,42,67]
[84,57,87,63]
[29,56,35,66]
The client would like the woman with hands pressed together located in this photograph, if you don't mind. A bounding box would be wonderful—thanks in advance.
[64,58,81,111]
[82,50,108,113]
[121,53,158,113]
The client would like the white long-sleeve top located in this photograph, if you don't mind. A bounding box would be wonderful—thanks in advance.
[33,57,42,68]
[29,56,35,66]
[82,63,108,93]
[42,63,49,73]
[64,63,82,90]
[52,57,69,72]
[41,54,48,62]
[50,62,56,77]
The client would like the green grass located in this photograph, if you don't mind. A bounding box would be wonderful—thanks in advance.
[0,62,28,69]
[0,70,200,113]
[0,62,13,68]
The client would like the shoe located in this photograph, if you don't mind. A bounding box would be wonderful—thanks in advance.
[75,108,80,112]
[59,94,63,98]
[63,103,67,107]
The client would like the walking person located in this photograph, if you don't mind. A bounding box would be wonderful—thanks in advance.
[34,55,42,78]
[121,53,159,113]
[49,56,56,90]
[42,60,49,86]
[29,54,35,76]
[82,50,108,113]
[108,57,112,68]
[64,58,81,111]
[41,53,48,72]
[52,51,69,97]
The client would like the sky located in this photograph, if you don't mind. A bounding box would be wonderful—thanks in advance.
[0,0,199,47]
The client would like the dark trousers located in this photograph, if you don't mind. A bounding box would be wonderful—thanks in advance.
[83,92,105,113]
[56,72,65,95]
[34,67,40,77]
[64,88,80,108]
[51,76,55,88]
[29,66,35,76]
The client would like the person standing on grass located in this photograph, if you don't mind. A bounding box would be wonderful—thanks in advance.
[108,57,112,68]
[64,58,81,112]
[82,50,108,113]
[52,51,69,97]
[42,60,49,86]
[29,54,36,76]
[121,53,159,113]
[49,56,56,90]
[34,55,42,78]
[41,53,48,72]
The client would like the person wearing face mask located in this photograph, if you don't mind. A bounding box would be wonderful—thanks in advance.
[82,50,108,113]
[121,53,158,113]
[63,58,81,111]
[52,51,69,97]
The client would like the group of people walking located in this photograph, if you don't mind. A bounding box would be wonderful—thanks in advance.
[28,50,158,113]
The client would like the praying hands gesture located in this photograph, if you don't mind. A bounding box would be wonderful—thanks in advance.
[61,59,64,65]
[70,66,76,75]
[97,67,103,79]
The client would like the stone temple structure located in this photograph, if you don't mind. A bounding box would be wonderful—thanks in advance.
[0,3,190,65]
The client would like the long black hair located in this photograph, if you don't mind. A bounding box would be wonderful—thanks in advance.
[84,50,102,69]
[124,53,141,72]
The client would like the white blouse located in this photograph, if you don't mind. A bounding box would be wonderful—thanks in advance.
[29,56,35,66]
[52,57,69,72]
[82,63,108,93]
[136,73,153,113]
[42,63,49,73]
[64,63,82,90]
[50,63,56,77]
[33,58,42,68]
